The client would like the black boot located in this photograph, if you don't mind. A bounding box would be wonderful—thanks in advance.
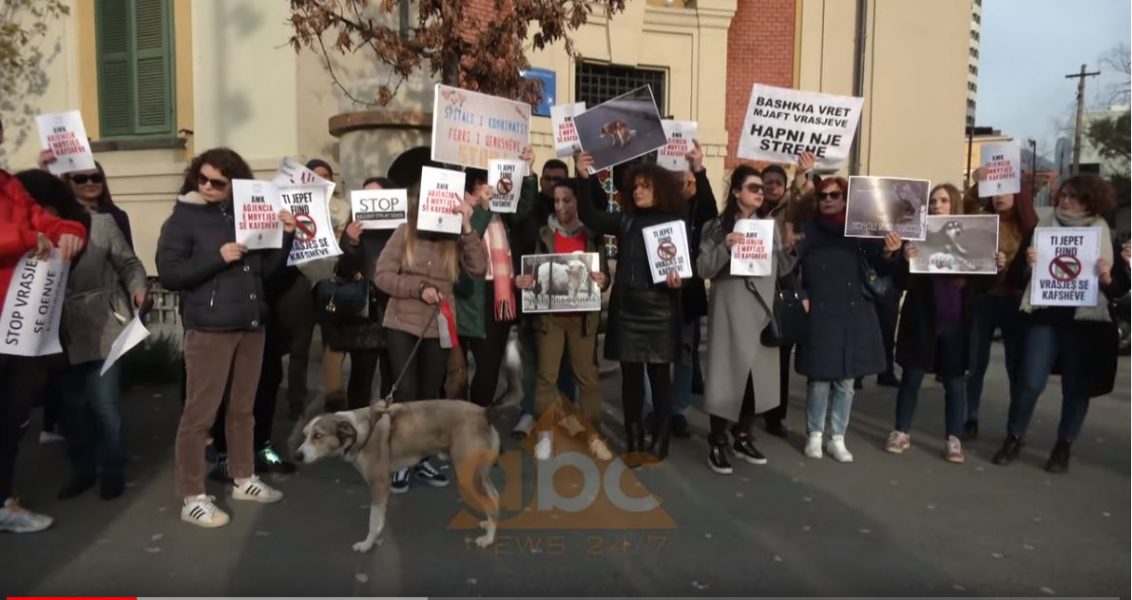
[992,435,1024,466]
[624,421,647,468]
[58,474,96,500]
[649,417,671,462]
[671,414,691,439]
[100,474,125,500]
[1045,439,1071,473]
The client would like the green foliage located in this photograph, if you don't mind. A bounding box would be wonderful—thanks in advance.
[120,331,183,389]
[0,0,70,160]
[1087,110,1131,164]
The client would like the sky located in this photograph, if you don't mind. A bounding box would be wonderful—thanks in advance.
[977,0,1131,158]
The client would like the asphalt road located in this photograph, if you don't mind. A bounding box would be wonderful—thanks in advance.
[1,342,1128,597]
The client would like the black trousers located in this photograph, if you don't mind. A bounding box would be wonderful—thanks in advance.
[875,288,901,376]
[764,343,793,425]
[622,362,671,426]
[0,356,52,501]
[385,328,448,402]
[463,318,514,407]
[347,349,392,409]
[710,373,757,442]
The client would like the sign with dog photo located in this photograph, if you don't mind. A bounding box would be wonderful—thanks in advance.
[488,158,526,213]
[844,176,929,241]
[642,221,693,283]
[520,253,601,313]
[573,86,668,171]
[431,84,532,169]
[909,215,1000,275]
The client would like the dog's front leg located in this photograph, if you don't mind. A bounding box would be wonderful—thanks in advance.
[353,501,387,553]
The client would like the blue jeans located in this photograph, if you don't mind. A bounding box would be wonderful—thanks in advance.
[806,378,854,436]
[966,294,1024,422]
[670,321,698,416]
[61,360,126,480]
[519,319,575,416]
[1008,324,1092,441]
[895,368,966,438]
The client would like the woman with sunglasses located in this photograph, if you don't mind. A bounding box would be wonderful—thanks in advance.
[39,151,132,249]
[795,177,900,462]
[156,148,297,528]
[992,175,1126,473]
[697,166,797,474]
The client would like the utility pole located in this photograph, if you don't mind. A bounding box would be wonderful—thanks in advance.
[1065,63,1100,174]
[1027,138,1037,202]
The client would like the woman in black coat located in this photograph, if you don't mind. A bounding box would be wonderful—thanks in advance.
[575,152,686,465]
[795,176,900,463]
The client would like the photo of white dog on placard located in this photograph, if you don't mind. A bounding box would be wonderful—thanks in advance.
[909,215,1000,275]
[520,253,602,314]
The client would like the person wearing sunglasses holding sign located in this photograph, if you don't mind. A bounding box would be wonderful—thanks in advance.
[39,150,133,250]
[157,148,298,528]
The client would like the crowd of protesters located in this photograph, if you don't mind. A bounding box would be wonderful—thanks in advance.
[0,113,1128,533]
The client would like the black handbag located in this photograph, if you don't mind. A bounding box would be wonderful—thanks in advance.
[314,274,371,321]
[748,280,808,348]
[858,245,890,302]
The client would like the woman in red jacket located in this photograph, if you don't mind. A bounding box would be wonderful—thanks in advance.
[0,116,88,533]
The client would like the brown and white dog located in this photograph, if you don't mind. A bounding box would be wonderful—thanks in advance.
[295,400,501,552]
[600,120,635,148]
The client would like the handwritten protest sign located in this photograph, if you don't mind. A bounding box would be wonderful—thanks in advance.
[1030,227,1101,307]
[101,312,149,376]
[736,84,864,168]
[730,219,776,277]
[844,176,929,241]
[36,111,96,175]
[0,251,68,357]
[657,120,698,172]
[642,221,692,283]
[279,186,342,266]
[489,159,526,213]
[351,189,408,230]
[551,102,585,157]
[233,180,284,250]
[978,141,1022,196]
[418,166,467,235]
[432,84,532,169]
[909,215,1000,275]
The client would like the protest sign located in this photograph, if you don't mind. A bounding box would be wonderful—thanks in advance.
[520,253,602,314]
[574,86,667,171]
[36,111,96,175]
[432,84,532,169]
[232,180,284,250]
[0,251,68,357]
[844,176,929,241]
[278,186,342,266]
[736,84,864,169]
[642,221,693,283]
[730,219,776,277]
[978,141,1022,196]
[909,215,1000,275]
[488,159,526,213]
[418,166,467,235]
[1030,227,1101,307]
[657,120,698,172]
[101,312,150,376]
[351,189,408,230]
[273,157,332,190]
[551,102,585,157]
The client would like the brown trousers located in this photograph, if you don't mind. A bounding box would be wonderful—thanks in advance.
[175,330,265,497]
[535,316,602,428]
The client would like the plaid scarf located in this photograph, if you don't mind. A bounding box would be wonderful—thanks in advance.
[486,215,516,320]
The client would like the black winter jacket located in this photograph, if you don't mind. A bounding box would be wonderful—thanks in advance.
[682,169,718,322]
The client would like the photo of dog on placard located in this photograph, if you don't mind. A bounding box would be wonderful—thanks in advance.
[844,176,930,241]
[573,86,668,171]
[909,215,1000,274]
[520,253,602,314]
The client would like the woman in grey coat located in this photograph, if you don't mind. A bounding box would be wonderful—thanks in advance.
[698,166,797,475]
[20,170,148,501]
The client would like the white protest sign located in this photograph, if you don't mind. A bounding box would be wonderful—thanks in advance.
[642,221,693,283]
[272,157,333,190]
[657,120,697,172]
[100,312,149,376]
[279,186,342,266]
[418,166,467,235]
[730,219,776,277]
[351,189,408,230]
[551,102,585,157]
[979,141,1022,196]
[0,251,68,357]
[1030,227,1101,307]
[736,84,864,168]
[36,111,96,175]
[232,180,284,250]
[488,159,526,213]
[432,84,532,169]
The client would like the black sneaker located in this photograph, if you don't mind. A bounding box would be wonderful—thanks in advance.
[876,372,901,387]
[992,435,1024,466]
[414,459,450,488]
[671,414,691,439]
[208,455,232,483]
[733,436,768,465]
[391,468,411,494]
[100,475,125,500]
[708,442,732,475]
[58,474,96,500]
[1044,439,1071,474]
[962,419,979,441]
[257,443,297,474]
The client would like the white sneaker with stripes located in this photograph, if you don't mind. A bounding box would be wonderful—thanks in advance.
[181,495,230,528]
[232,476,284,504]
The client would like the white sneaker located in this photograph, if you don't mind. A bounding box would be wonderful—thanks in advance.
[0,498,54,533]
[588,436,613,461]
[181,495,230,529]
[826,435,854,463]
[232,476,284,504]
[512,414,535,438]
[38,430,65,444]
[804,432,824,459]
[534,432,553,461]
